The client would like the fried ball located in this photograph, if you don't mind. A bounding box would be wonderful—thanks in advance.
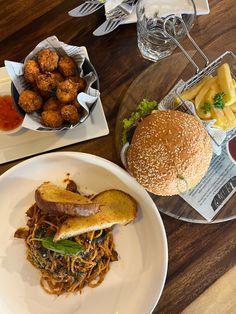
[69,76,87,92]
[31,82,41,94]
[41,110,63,128]
[58,56,76,77]
[72,99,81,110]
[18,90,43,113]
[39,90,51,99]
[61,105,80,124]
[56,79,78,103]
[24,60,40,84]
[52,71,64,84]
[43,97,61,111]
[36,73,58,94]
[37,49,59,72]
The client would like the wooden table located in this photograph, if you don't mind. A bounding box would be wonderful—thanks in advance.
[0,0,235,313]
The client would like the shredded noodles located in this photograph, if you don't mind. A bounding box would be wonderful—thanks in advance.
[17,203,118,295]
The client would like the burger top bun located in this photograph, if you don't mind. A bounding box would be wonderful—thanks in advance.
[127,110,213,196]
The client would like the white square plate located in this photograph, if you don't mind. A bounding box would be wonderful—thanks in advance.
[0,67,109,164]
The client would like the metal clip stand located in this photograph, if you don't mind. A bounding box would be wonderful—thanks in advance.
[162,15,236,146]
[163,15,236,89]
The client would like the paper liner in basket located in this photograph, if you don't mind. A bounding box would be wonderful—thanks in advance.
[158,80,236,155]
[4,36,100,131]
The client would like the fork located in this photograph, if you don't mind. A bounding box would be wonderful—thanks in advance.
[106,0,136,19]
[68,0,105,17]
[93,0,137,36]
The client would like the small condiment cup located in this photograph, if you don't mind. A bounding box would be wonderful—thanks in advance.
[0,73,23,135]
[227,135,236,165]
[0,124,23,135]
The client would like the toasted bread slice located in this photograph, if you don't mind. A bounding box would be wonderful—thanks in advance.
[35,182,100,217]
[53,189,137,241]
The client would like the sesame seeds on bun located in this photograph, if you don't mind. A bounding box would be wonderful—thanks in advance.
[127,110,213,196]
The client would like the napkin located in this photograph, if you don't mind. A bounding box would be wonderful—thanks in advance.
[105,0,210,25]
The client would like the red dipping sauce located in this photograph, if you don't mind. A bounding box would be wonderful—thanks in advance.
[0,95,23,131]
[227,136,236,164]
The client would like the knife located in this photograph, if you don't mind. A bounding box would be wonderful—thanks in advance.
[68,0,105,17]
[93,0,137,36]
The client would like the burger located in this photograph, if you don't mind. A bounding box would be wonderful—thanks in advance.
[122,102,213,196]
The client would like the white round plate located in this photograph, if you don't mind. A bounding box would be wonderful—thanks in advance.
[0,152,168,314]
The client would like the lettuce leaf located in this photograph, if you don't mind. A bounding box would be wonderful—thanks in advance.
[122,99,158,144]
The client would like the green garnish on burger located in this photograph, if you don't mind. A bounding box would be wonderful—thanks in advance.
[122,99,158,144]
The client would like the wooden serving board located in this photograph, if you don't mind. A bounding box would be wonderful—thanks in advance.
[115,52,236,223]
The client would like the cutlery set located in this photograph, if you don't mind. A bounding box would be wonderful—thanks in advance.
[68,0,105,17]
[68,0,137,36]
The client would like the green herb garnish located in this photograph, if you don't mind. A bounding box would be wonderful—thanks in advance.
[33,237,84,256]
[201,102,211,114]
[213,92,226,109]
[122,99,158,144]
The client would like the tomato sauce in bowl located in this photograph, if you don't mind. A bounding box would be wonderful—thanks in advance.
[0,95,23,133]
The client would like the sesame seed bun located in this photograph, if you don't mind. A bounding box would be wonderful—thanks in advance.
[127,110,213,196]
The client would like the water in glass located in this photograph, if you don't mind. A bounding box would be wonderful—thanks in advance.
[136,0,196,62]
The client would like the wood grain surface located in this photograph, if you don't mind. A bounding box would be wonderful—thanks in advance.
[182,265,236,314]
[0,0,235,313]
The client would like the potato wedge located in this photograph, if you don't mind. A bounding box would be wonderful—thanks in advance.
[217,63,236,106]
[204,82,221,104]
[211,107,228,130]
[223,106,236,124]
[223,107,236,130]
[195,77,218,110]
[175,76,212,104]
[232,79,236,88]
[197,107,212,120]
[230,101,236,113]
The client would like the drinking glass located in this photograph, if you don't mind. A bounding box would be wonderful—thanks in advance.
[136,0,196,62]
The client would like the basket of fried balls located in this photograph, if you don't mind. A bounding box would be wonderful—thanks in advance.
[18,49,87,129]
